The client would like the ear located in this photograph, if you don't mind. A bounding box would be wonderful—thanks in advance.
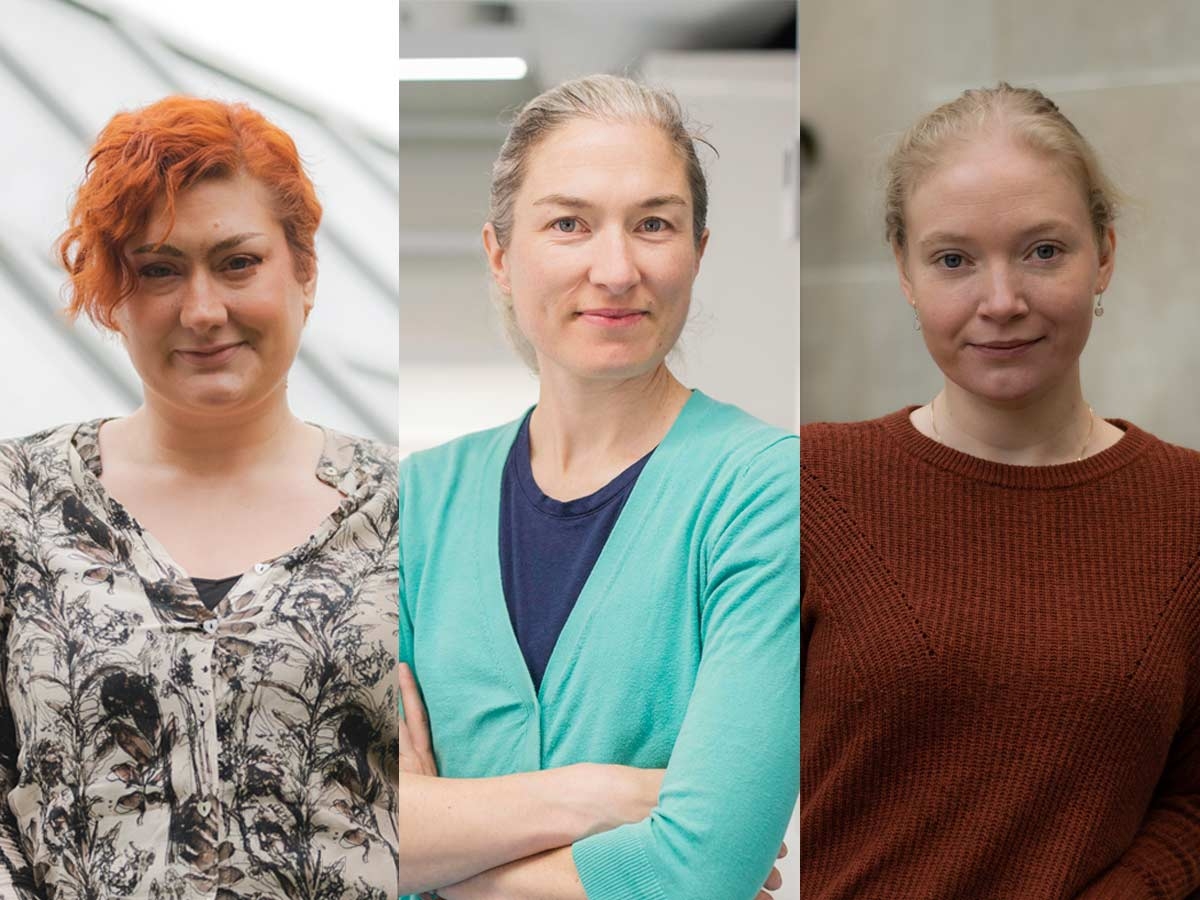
[482,223,511,294]
[892,241,917,309]
[694,228,710,274]
[108,304,129,343]
[301,272,317,323]
[1095,225,1116,294]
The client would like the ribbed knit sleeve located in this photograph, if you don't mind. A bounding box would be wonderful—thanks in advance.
[572,437,800,900]
[1076,558,1200,899]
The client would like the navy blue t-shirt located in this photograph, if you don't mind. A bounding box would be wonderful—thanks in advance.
[500,411,654,692]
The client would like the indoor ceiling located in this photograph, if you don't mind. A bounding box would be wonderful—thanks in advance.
[398,0,796,115]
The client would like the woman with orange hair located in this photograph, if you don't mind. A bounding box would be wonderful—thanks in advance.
[0,97,398,898]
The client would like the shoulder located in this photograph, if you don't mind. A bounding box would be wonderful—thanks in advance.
[677,392,797,478]
[1119,420,1200,485]
[0,421,84,475]
[399,416,523,487]
[316,427,399,492]
[800,410,905,474]
[0,422,80,453]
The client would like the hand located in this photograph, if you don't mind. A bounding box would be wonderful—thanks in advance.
[754,841,788,900]
[399,662,438,777]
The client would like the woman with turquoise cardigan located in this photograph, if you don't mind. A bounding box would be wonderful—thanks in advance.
[398,74,800,900]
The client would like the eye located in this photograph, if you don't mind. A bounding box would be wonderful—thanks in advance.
[138,263,176,279]
[551,218,580,233]
[639,217,670,234]
[225,255,260,272]
[937,253,964,270]
[1032,244,1058,261]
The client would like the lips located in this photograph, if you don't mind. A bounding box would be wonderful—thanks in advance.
[967,337,1043,358]
[175,341,245,366]
[576,308,648,326]
[577,309,647,319]
[974,339,1041,349]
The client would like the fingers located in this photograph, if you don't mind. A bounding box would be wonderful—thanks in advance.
[399,662,433,756]
[755,892,772,900]
[765,865,782,890]
[778,840,788,859]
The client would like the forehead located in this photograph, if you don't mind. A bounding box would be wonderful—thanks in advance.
[518,119,691,203]
[134,173,281,248]
[906,136,1090,240]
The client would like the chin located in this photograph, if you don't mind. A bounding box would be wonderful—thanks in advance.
[575,353,663,381]
[159,377,258,412]
[952,369,1059,405]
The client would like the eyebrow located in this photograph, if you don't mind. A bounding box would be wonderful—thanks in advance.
[532,193,689,210]
[916,219,1078,250]
[129,232,266,257]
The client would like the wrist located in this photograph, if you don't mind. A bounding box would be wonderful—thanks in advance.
[564,762,651,837]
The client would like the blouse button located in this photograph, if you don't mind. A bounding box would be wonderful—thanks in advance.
[254,562,269,574]
[202,620,218,634]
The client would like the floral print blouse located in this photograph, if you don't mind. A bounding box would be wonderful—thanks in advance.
[0,421,398,899]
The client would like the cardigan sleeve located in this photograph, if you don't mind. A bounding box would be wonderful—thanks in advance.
[1075,687,1200,898]
[398,461,414,674]
[570,437,800,900]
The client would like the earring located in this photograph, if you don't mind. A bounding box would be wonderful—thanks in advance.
[912,307,921,331]
[1094,292,1105,318]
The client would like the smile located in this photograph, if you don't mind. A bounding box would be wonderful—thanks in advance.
[175,342,245,367]
[967,338,1043,358]
[576,309,648,328]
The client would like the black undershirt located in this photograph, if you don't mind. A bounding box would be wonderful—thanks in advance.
[191,575,239,610]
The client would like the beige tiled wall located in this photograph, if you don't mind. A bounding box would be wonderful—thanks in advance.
[801,0,1200,448]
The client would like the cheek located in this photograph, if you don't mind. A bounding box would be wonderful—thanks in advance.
[512,250,569,297]
[114,306,169,351]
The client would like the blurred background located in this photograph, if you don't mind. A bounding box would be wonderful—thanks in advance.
[399,2,798,896]
[800,0,1200,448]
[0,0,398,441]
[399,0,800,456]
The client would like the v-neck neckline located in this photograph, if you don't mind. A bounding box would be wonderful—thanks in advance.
[68,418,359,601]
[476,390,711,710]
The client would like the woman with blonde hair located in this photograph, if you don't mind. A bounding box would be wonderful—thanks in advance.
[801,83,1200,898]
[398,74,799,900]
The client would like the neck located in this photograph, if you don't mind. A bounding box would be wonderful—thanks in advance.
[119,387,306,477]
[929,371,1094,466]
[530,363,690,476]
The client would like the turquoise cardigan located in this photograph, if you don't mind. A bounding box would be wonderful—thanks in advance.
[399,391,800,899]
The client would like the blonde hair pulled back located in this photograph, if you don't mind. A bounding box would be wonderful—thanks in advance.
[885,82,1120,251]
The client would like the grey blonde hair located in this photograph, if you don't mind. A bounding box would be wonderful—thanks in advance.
[885,82,1120,251]
[488,74,711,370]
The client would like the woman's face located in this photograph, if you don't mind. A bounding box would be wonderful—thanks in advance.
[485,119,708,382]
[896,134,1115,406]
[115,173,314,418]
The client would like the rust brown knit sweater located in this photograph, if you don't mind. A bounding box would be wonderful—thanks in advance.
[801,409,1200,899]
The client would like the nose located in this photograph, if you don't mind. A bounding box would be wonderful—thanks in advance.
[588,229,641,295]
[178,272,228,332]
[979,264,1029,321]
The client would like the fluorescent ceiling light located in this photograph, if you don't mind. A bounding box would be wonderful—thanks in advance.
[397,57,529,82]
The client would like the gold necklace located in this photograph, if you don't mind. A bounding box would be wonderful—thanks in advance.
[928,396,1096,462]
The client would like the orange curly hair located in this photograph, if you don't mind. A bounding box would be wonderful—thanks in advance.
[58,96,322,330]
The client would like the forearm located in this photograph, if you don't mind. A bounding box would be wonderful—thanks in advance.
[1074,802,1200,899]
[399,764,616,894]
[437,847,586,900]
